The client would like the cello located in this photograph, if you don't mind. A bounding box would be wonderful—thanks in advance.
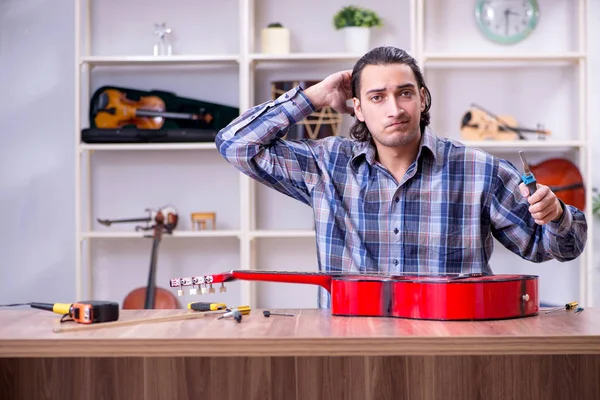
[97,206,181,309]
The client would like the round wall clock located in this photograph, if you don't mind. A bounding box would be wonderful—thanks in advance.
[474,0,540,44]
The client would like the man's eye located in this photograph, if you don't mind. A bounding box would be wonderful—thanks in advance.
[371,95,382,101]
[400,91,412,97]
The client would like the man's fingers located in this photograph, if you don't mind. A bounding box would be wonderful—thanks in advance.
[532,205,555,225]
[519,183,529,197]
[526,184,548,204]
[529,196,553,215]
[532,207,554,223]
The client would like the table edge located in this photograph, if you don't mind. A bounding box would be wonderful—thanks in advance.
[3,336,600,357]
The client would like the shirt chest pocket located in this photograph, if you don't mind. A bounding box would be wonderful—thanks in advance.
[417,228,465,256]
[362,185,389,215]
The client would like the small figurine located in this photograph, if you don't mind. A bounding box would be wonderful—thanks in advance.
[191,212,216,231]
[153,23,172,56]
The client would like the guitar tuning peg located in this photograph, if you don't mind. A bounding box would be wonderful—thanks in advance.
[220,283,227,293]
[209,283,215,294]
[175,279,184,297]
[189,284,198,296]
[200,283,208,295]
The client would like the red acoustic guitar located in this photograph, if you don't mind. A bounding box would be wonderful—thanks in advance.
[169,270,539,321]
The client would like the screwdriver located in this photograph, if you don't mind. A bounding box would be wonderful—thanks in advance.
[263,310,295,317]
[217,305,252,323]
[518,150,538,195]
[219,309,242,323]
[545,301,578,314]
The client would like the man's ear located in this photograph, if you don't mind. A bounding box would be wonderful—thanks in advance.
[352,97,365,122]
[420,87,426,112]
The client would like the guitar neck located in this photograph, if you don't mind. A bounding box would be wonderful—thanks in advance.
[170,270,335,292]
[169,270,499,296]
[136,109,200,121]
[229,270,333,291]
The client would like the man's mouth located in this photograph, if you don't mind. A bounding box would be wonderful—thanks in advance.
[388,120,409,128]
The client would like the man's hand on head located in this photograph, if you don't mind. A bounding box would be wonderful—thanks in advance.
[303,70,355,115]
[519,183,564,225]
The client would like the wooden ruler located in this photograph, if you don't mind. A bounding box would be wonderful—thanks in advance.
[52,309,227,333]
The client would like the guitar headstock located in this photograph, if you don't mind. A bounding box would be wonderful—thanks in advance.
[169,272,233,297]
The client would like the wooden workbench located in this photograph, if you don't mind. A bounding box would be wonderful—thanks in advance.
[1,307,600,399]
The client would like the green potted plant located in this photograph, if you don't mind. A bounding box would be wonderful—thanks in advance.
[261,22,290,54]
[333,5,383,53]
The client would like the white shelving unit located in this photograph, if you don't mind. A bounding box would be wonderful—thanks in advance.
[415,0,593,306]
[74,0,593,308]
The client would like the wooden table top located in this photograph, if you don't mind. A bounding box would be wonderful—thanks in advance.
[1,307,600,357]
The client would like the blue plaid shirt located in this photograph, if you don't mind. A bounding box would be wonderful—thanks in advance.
[216,86,587,308]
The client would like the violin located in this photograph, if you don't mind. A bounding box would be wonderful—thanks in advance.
[460,104,551,141]
[92,88,213,130]
[170,270,539,321]
[98,206,181,309]
[530,158,586,211]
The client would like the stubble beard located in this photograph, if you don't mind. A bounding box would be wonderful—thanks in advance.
[372,124,421,148]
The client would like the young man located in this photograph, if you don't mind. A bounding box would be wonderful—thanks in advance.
[215,46,587,307]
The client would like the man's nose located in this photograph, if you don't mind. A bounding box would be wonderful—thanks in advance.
[387,98,404,118]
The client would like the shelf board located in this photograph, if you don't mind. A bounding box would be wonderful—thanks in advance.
[250,230,316,238]
[79,54,239,66]
[81,230,240,239]
[458,140,585,149]
[423,53,585,63]
[250,52,362,62]
[79,143,217,151]
[423,53,585,67]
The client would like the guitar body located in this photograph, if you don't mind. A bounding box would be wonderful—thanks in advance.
[330,274,538,320]
[170,271,539,321]
[529,158,586,211]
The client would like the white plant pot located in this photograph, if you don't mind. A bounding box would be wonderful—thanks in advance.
[344,27,371,54]
[261,27,290,54]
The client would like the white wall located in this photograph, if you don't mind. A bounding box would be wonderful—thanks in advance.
[1,0,599,307]
[1,0,76,304]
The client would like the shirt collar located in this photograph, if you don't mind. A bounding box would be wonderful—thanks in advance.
[350,126,439,171]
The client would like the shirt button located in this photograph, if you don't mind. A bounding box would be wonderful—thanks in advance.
[394,228,399,234]
[395,197,399,203]
[393,260,399,266]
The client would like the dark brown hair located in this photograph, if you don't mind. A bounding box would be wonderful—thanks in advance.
[349,46,432,142]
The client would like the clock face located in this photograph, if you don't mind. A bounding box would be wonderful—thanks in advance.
[475,0,540,44]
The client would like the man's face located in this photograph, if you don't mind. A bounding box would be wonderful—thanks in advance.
[353,63,426,148]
